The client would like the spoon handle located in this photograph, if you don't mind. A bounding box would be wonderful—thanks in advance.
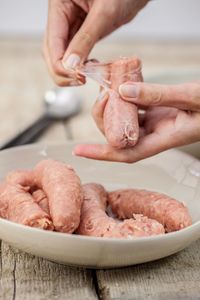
[0,114,53,150]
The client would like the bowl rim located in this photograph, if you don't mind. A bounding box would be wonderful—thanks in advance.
[0,216,199,244]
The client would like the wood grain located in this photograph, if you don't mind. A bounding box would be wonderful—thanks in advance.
[96,240,200,300]
[0,39,52,146]
[0,243,97,300]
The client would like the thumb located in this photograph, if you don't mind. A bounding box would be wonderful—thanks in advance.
[62,2,117,70]
[119,81,200,111]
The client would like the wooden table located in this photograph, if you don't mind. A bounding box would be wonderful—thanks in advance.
[1,38,200,300]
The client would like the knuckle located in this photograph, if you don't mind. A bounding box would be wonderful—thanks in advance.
[117,152,134,164]
[144,86,163,106]
[58,81,67,87]
[103,148,113,160]
[79,30,93,47]
[91,103,98,119]
[184,82,200,111]
[51,61,62,75]
[54,76,67,87]
[120,149,136,164]
[124,157,134,164]
[103,5,118,18]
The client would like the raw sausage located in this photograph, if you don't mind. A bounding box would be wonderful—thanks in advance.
[77,183,164,238]
[6,170,50,214]
[79,57,143,149]
[1,159,192,236]
[32,189,50,215]
[104,57,143,149]
[0,183,53,230]
[77,183,117,237]
[6,169,33,187]
[108,189,192,232]
[33,159,83,233]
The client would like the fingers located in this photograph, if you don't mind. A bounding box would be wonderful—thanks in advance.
[43,45,80,86]
[44,0,84,86]
[62,1,119,68]
[62,0,150,66]
[73,132,171,163]
[73,111,200,163]
[119,81,200,112]
[46,1,69,75]
[72,132,181,163]
[43,34,80,86]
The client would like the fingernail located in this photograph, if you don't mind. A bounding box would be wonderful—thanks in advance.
[119,84,138,98]
[97,89,107,101]
[62,54,81,70]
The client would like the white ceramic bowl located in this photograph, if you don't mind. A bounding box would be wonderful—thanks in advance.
[0,142,200,269]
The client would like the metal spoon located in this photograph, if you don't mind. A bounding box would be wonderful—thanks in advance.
[0,87,82,150]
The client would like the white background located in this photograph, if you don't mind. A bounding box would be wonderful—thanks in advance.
[0,0,200,40]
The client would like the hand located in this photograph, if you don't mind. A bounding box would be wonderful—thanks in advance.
[43,0,149,86]
[73,81,200,163]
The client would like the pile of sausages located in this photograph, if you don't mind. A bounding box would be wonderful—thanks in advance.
[0,159,192,238]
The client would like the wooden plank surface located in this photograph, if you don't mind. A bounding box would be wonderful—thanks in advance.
[0,39,52,146]
[0,243,97,300]
[96,240,200,300]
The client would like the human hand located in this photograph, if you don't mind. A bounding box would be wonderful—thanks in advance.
[43,0,149,86]
[73,81,200,163]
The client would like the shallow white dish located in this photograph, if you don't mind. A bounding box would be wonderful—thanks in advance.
[0,142,200,269]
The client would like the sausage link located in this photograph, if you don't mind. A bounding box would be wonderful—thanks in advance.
[6,170,33,188]
[104,57,143,149]
[32,189,50,215]
[79,57,143,149]
[6,170,50,214]
[108,189,192,232]
[34,159,83,233]
[77,183,164,238]
[0,183,53,230]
